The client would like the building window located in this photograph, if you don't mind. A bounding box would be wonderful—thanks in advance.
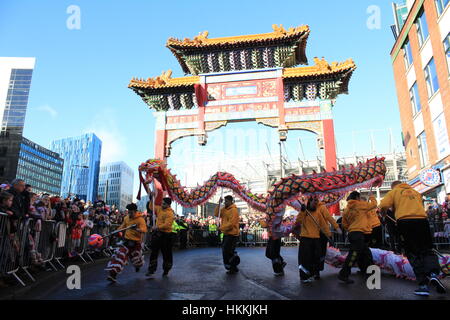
[403,38,413,68]
[416,8,430,47]
[424,58,440,97]
[410,82,422,115]
[444,33,450,75]
[435,0,449,16]
[417,132,429,168]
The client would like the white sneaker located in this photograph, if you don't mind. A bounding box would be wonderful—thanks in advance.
[429,274,447,294]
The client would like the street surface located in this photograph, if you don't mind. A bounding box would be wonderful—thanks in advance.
[11,247,450,300]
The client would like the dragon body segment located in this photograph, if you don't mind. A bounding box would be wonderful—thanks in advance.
[138,157,386,237]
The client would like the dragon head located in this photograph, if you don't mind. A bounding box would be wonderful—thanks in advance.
[139,159,166,183]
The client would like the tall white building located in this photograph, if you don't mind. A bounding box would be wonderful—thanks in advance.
[98,161,134,211]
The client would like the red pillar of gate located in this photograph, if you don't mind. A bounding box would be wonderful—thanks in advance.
[195,83,206,132]
[323,119,340,215]
[154,129,167,160]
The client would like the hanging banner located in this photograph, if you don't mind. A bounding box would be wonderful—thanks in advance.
[433,113,450,160]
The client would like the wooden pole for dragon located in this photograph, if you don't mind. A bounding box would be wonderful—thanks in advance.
[217,188,224,226]
[152,177,156,228]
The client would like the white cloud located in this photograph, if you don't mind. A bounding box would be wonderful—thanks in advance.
[83,109,127,163]
[37,105,58,118]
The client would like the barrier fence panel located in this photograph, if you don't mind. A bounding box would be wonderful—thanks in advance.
[0,213,25,286]
[282,235,299,246]
[18,219,37,282]
[253,229,268,246]
[432,221,450,250]
[53,222,68,268]
[36,220,58,271]
[189,229,209,247]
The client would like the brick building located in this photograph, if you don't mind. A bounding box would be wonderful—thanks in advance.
[391,0,450,202]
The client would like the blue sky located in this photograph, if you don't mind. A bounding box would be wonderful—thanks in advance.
[0,0,404,195]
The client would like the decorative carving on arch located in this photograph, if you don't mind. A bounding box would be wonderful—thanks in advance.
[286,121,323,135]
[167,129,199,145]
[166,129,207,157]
[256,118,279,128]
[205,121,228,132]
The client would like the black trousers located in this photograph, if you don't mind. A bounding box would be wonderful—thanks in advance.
[386,221,400,253]
[179,229,188,249]
[339,231,373,278]
[397,219,440,285]
[266,238,285,273]
[208,232,218,247]
[222,235,239,270]
[369,226,383,248]
[318,233,329,271]
[148,231,173,273]
[298,237,321,279]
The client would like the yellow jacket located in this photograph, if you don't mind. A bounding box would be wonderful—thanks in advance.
[295,204,329,239]
[155,205,175,233]
[379,183,426,220]
[120,212,147,242]
[214,203,239,236]
[368,209,381,228]
[342,196,377,233]
[318,202,340,237]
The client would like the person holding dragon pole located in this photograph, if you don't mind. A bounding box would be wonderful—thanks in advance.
[215,195,240,274]
[294,196,330,283]
[106,203,147,283]
[379,180,446,296]
[146,197,175,277]
[338,191,377,284]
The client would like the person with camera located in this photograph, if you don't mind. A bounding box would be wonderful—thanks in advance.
[106,203,147,283]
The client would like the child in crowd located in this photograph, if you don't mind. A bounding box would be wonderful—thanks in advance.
[69,213,85,258]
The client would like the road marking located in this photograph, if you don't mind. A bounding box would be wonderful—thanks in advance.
[167,292,206,300]
[245,279,290,300]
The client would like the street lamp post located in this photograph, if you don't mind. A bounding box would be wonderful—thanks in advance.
[68,164,89,199]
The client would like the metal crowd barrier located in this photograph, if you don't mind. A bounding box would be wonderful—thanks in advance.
[431,220,450,250]
[187,229,209,247]
[37,220,58,271]
[0,213,24,286]
[53,222,68,268]
[282,235,300,246]
[18,218,37,282]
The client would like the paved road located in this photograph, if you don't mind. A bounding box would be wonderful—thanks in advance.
[13,247,450,300]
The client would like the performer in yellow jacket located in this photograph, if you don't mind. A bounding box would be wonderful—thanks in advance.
[317,202,342,277]
[294,197,329,283]
[379,181,445,296]
[107,203,147,283]
[146,197,175,277]
[338,191,377,284]
[214,195,240,274]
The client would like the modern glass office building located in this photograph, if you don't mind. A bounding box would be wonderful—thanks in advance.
[50,133,102,202]
[16,137,63,195]
[0,57,35,135]
[0,57,36,183]
[98,161,134,211]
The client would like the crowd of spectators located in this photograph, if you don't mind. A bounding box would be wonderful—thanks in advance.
[426,195,450,222]
[1,179,132,262]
